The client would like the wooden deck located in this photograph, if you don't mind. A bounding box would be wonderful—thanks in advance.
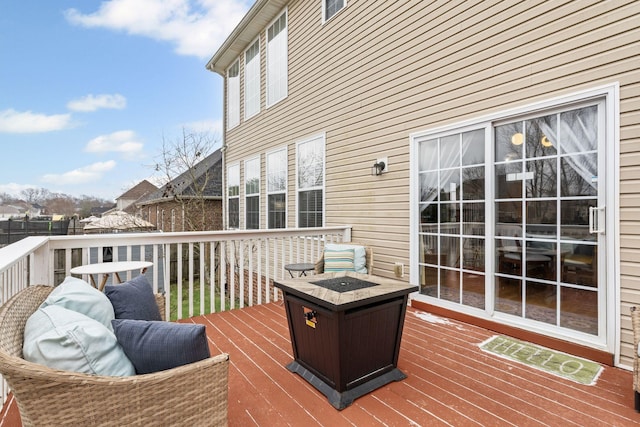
[2,302,639,426]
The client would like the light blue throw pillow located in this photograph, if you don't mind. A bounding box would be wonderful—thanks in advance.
[23,305,135,376]
[41,276,115,331]
[325,243,368,273]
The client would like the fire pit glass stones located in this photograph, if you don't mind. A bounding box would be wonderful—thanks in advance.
[274,272,418,410]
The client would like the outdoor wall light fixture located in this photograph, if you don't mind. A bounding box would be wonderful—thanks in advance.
[371,159,387,176]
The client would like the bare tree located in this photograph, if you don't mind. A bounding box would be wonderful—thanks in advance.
[154,128,221,232]
[45,196,77,217]
[21,188,51,205]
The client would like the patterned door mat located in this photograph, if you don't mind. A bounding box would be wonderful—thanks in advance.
[479,335,603,385]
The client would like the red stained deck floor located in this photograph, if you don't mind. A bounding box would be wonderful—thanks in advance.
[2,302,639,426]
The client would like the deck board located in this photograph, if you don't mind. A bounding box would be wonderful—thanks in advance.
[2,302,639,426]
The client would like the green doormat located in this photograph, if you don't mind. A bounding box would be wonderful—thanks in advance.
[479,335,603,385]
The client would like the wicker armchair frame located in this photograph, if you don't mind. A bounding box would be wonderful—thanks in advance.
[314,243,373,274]
[0,285,229,426]
[631,306,640,411]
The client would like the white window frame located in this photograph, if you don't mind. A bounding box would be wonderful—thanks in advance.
[296,133,325,228]
[409,83,620,355]
[322,0,346,23]
[266,147,288,229]
[244,156,261,230]
[227,163,240,229]
[227,59,240,129]
[244,39,260,120]
[266,9,288,108]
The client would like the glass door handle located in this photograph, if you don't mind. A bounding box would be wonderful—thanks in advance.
[589,206,605,234]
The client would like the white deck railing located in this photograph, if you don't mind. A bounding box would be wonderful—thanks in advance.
[0,226,352,407]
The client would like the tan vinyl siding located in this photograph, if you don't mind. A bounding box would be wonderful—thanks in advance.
[217,0,640,365]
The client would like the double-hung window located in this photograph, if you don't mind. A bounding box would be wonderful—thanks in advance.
[266,10,287,107]
[323,0,345,22]
[227,60,240,129]
[227,164,240,229]
[245,156,260,229]
[244,40,260,120]
[267,148,287,228]
[297,134,324,227]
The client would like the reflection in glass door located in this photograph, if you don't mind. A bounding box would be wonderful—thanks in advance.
[494,104,601,335]
[418,129,487,310]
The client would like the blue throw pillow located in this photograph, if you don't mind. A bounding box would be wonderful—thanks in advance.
[112,319,210,374]
[104,275,162,321]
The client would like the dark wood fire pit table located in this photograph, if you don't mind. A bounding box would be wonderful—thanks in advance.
[274,272,418,410]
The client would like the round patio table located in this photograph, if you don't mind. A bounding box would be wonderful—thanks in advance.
[284,263,315,278]
[70,260,153,291]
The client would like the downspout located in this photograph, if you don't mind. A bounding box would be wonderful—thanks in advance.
[207,64,228,231]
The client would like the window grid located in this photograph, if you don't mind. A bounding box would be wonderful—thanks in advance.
[297,135,324,228]
[227,164,240,229]
[324,0,345,21]
[267,148,287,229]
[245,157,260,230]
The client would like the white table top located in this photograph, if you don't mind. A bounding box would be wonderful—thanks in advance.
[70,260,153,275]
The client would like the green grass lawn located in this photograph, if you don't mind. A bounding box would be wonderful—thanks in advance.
[168,281,229,321]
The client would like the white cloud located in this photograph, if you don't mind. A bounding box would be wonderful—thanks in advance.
[85,130,144,160]
[41,161,117,185]
[64,0,252,59]
[67,94,127,112]
[0,109,73,133]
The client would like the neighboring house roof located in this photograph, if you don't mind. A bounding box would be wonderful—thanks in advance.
[206,0,287,75]
[83,211,155,234]
[109,180,158,215]
[117,180,158,202]
[137,149,223,206]
[90,206,114,216]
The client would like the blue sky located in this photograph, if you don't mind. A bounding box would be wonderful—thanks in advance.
[0,0,252,201]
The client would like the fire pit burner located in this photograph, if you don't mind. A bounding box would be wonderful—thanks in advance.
[310,276,379,293]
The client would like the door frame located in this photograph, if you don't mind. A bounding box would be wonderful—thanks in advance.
[409,83,620,359]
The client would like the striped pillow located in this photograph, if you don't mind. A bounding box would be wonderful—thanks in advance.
[324,249,356,272]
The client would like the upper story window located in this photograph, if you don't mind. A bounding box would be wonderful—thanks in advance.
[323,0,345,22]
[267,147,287,228]
[245,156,260,229]
[297,134,325,228]
[227,163,240,229]
[244,39,260,120]
[266,10,287,107]
[227,60,240,129]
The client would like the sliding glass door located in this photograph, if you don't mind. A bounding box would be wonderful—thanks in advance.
[416,100,606,339]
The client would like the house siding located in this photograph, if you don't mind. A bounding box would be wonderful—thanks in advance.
[215,0,640,366]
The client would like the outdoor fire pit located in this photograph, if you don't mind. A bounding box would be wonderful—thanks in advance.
[274,272,418,410]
